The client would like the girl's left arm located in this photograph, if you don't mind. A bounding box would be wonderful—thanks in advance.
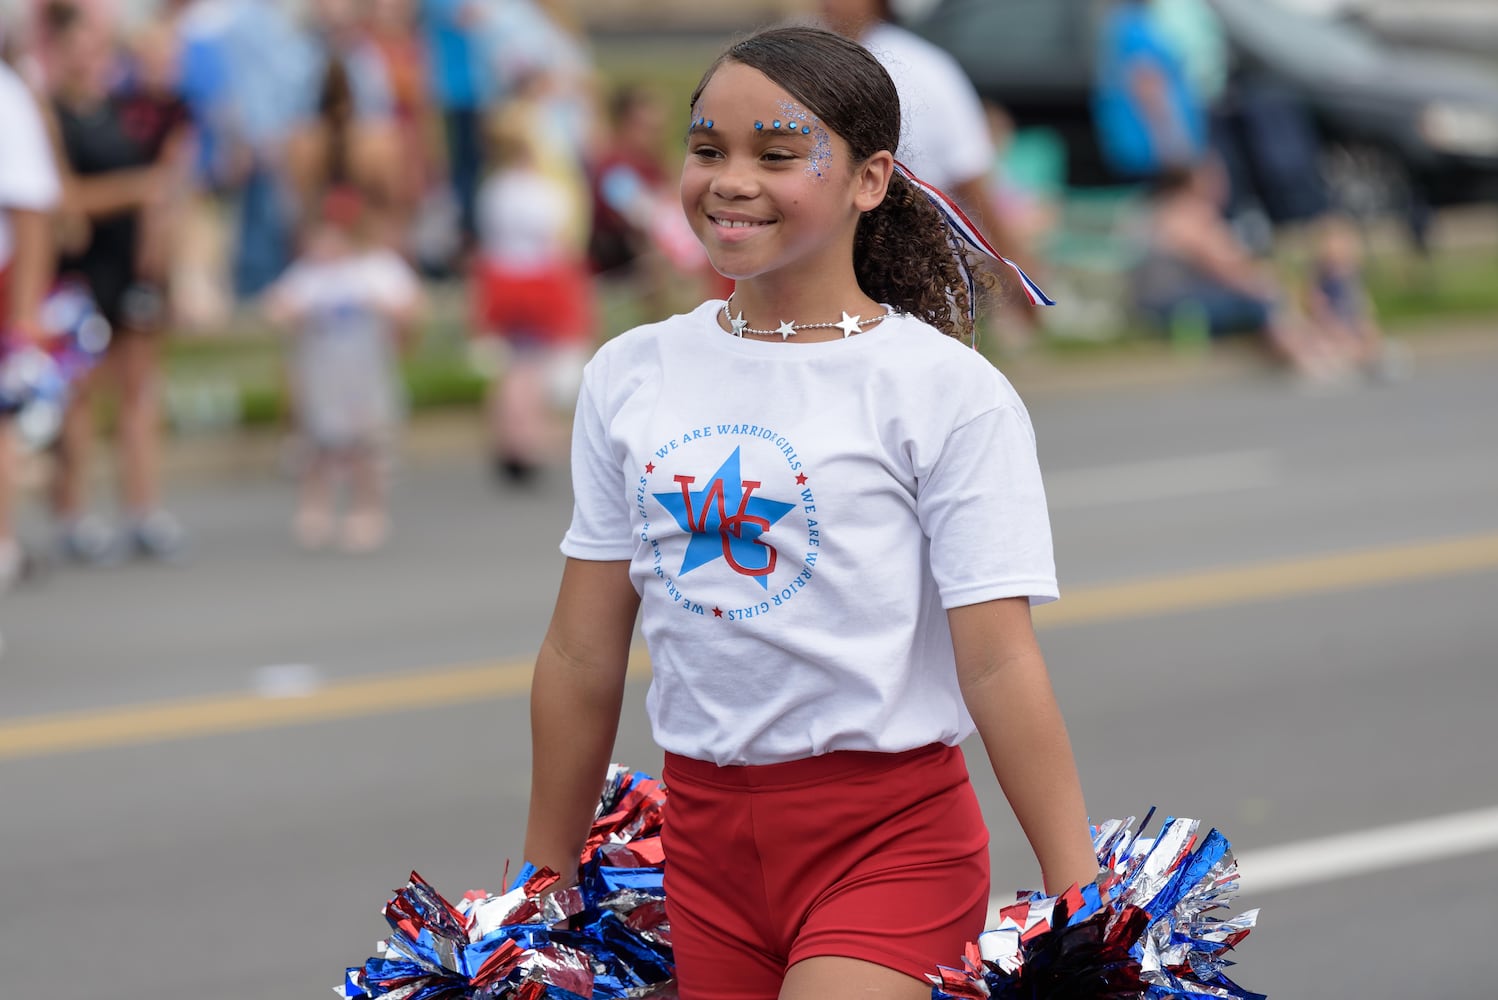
[950,596,1100,895]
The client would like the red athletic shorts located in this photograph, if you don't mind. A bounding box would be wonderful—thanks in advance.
[661,743,990,1000]
[470,258,593,346]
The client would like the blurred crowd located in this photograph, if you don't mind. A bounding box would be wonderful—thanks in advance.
[0,0,730,581]
[1089,0,1403,381]
[0,0,1423,652]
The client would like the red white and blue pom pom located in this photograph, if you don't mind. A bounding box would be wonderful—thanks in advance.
[0,280,112,450]
[929,809,1262,999]
[338,765,672,1000]
[342,770,1261,1000]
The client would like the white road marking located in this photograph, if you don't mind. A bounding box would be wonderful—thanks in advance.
[1045,449,1278,509]
[251,663,326,699]
[1233,805,1498,895]
[987,804,1498,918]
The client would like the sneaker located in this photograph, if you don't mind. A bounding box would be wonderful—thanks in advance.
[57,515,118,565]
[130,509,187,562]
[493,454,539,486]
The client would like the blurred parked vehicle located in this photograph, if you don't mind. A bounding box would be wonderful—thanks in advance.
[909,0,1498,220]
[1284,0,1498,62]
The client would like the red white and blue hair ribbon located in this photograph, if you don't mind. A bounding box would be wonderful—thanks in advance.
[894,160,1055,317]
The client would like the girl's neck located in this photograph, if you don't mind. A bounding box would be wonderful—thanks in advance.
[728,270,881,341]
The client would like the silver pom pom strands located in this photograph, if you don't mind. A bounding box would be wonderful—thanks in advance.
[721,292,892,340]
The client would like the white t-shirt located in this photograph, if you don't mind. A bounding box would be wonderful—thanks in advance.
[863,21,994,191]
[0,62,61,271]
[477,167,576,269]
[561,301,1057,766]
[268,248,420,447]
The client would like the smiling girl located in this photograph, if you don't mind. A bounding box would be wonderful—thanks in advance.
[522,26,1099,1000]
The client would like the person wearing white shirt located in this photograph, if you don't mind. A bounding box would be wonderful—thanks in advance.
[820,0,1039,334]
[0,56,62,607]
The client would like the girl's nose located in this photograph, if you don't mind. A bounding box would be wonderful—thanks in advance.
[709,157,759,199]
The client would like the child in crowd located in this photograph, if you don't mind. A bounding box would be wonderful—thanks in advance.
[522,26,1099,1000]
[1307,213,1408,381]
[263,188,422,553]
[471,112,594,484]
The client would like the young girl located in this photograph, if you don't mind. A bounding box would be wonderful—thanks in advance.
[522,26,1099,1000]
[263,188,422,553]
[471,109,594,484]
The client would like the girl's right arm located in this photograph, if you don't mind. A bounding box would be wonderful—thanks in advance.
[523,556,640,879]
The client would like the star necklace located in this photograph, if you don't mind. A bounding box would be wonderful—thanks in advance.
[721,293,893,340]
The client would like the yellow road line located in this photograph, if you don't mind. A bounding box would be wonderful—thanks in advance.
[1037,530,1498,627]
[4,532,1496,762]
[0,650,653,763]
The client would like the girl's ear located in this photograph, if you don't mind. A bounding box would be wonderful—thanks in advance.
[853,150,895,214]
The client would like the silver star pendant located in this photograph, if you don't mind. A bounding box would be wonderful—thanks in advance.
[775,320,796,340]
[730,311,749,337]
[836,312,863,338]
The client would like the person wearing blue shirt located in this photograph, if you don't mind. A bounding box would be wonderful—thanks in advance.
[421,0,492,249]
[1093,0,1207,179]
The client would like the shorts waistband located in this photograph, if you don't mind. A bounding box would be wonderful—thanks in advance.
[663,742,955,792]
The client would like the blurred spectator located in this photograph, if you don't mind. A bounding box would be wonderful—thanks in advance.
[1093,0,1208,180]
[481,0,594,158]
[366,0,432,237]
[44,0,191,563]
[285,10,402,248]
[1306,213,1407,380]
[471,111,592,485]
[587,84,668,284]
[420,0,492,251]
[263,186,423,553]
[820,0,1037,337]
[175,0,313,299]
[1131,162,1350,378]
[984,101,1064,283]
[0,38,62,603]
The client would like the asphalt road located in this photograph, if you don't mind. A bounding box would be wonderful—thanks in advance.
[3,337,1496,999]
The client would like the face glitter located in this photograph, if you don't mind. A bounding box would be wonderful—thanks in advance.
[776,100,832,179]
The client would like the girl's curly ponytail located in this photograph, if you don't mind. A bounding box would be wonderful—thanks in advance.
[854,171,986,341]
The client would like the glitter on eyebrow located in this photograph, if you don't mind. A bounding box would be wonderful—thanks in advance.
[778,99,832,179]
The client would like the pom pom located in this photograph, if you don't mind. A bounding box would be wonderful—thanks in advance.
[339,765,672,1000]
[342,771,1262,1000]
[1,280,111,450]
[930,809,1263,999]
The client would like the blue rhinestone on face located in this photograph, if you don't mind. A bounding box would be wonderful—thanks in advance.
[773,120,782,129]
[754,121,764,130]
[706,120,713,128]
[802,126,811,134]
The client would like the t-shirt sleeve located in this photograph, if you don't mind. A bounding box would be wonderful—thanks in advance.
[560,369,635,561]
[917,401,1058,608]
[0,71,61,214]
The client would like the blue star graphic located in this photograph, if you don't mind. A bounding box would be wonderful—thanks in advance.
[654,447,796,588]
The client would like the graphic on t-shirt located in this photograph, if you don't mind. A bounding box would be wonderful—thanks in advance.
[636,425,819,621]
[655,447,794,584]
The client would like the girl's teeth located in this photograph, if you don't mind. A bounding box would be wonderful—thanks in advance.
[718,219,767,228]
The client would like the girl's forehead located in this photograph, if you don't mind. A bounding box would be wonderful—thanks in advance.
[695,62,796,115]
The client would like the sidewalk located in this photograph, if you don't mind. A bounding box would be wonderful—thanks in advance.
[34,317,1498,487]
